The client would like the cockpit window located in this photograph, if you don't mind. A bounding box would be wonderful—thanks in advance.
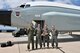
[20,4,30,8]
[20,5,25,8]
[25,4,30,7]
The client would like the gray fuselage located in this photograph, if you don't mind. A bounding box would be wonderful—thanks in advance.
[11,4,80,31]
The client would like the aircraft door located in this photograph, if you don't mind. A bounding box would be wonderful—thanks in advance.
[33,20,45,29]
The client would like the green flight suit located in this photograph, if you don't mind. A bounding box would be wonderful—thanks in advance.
[51,29,58,48]
[35,28,42,49]
[27,27,35,50]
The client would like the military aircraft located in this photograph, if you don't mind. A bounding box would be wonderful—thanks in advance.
[1,1,80,34]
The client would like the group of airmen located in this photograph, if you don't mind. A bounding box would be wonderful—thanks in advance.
[27,22,58,50]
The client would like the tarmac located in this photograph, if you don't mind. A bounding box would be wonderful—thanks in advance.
[0,32,80,53]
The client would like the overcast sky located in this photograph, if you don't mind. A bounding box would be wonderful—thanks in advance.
[0,0,30,9]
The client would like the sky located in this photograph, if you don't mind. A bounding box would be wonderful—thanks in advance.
[0,0,29,9]
[0,0,80,30]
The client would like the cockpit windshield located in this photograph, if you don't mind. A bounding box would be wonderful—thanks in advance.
[20,4,30,8]
[25,4,30,7]
[20,5,25,8]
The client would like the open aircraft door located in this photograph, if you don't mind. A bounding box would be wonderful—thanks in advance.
[33,20,45,29]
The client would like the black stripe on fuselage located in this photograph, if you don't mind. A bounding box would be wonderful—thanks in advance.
[0,10,12,26]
